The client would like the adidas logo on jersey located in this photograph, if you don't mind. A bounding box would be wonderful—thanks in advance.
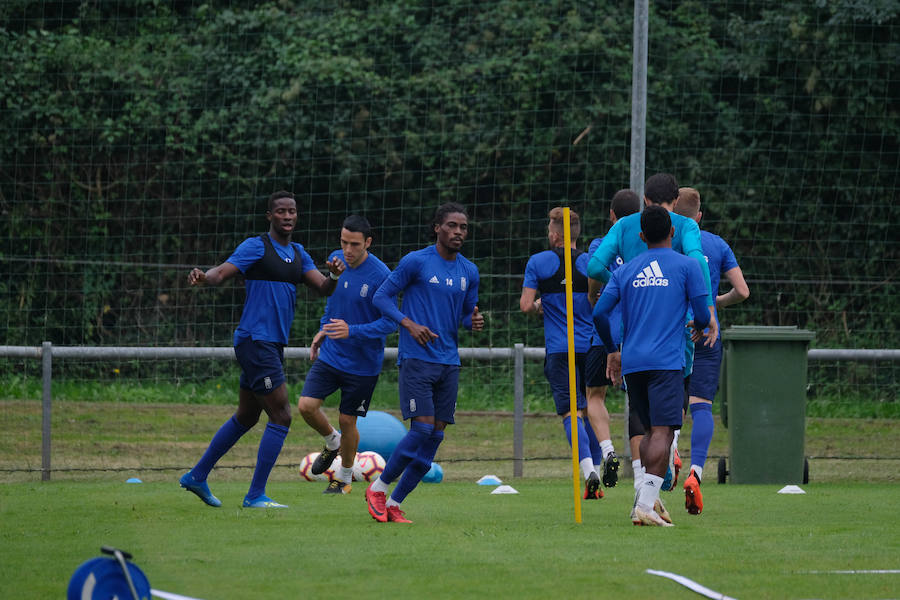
[632,260,669,288]
[429,275,440,284]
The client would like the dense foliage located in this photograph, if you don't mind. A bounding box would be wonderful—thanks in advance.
[1,0,897,355]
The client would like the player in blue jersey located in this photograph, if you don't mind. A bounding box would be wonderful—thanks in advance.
[520,207,607,500]
[365,203,484,523]
[586,190,641,490]
[674,187,749,514]
[296,215,397,495]
[181,191,343,509]
[588,173,719,491]
[593,205,710,527]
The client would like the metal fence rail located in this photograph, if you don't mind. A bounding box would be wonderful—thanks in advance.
[1,343,898,480]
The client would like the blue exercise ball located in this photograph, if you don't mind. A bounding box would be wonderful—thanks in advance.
[356,410,407,460]
[423,462,443,483]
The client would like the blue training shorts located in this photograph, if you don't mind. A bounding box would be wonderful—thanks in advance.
[300,359,380,416]
[585,345,614,387]
[688,337,723,401]
[235,338,286,395]
[398,358,460,424]
[544,352,587,415]
[624,369,684,430]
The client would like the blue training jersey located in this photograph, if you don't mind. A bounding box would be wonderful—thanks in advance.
[317,251,397,377]
[701,230,739,340]
[225,234,318,346]
[372,245,480,366]
[587,211,713,307]
[588,236,624,347]
[598,248,709,375]
[522,249,592,354]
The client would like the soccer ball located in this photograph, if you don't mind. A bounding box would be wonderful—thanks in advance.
[354,451,386,482]
[298,452,328,482]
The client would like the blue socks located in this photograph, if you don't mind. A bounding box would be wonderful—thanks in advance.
[583,418,603,466]
[689,403,714,471]
[391,429,444,503]
[191,415,250,481]
[562,415,592,464]
[247,422,289,500]
[380,421,434,485]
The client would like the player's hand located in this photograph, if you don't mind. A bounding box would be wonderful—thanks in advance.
[470,306,485,331]
[323,318,350,339]
[188,268,207,286]
[533,298,543,316]
[704,309,719,348]
[606,351,622,386]
[326,257,345,279]
[402,318,438,346]
[309,330,326,361]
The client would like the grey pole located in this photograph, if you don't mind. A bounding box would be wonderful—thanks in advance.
[41,341,52,481]
[513,343,525,477]
[630,0,649,203]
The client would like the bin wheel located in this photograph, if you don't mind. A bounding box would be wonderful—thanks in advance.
[803,458,809,484]
[717,457,728,484]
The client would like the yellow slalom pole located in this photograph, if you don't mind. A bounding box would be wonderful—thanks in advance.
[563,208,582,524]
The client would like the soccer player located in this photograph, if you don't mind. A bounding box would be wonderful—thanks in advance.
[586,190,641,489]
[588,173,719,490]
[520,207,606,499]
[297,215,397,495]
[181,191,343,508]
[593,205,710,527]
[365,203,483,523]
[674,187,750,514]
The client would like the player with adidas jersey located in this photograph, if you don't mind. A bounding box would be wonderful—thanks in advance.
[365,203,483,523]
[520,207,609,501]
[593,205,710,527]
[298,215,398,495]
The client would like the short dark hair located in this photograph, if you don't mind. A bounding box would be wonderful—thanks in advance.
[268,190,295,211]
[342,214,373,239]
[644,173,678,205]
[640,204,672,244]
[610,189,641,219]
[433,202,467,228]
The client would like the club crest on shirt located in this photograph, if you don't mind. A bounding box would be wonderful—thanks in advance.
[461,277,467,290]
[360,283,369,297]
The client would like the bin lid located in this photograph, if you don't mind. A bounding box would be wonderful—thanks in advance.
[722,325,815,341]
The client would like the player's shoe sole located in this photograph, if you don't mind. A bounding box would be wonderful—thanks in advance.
[179,472,221,508]
[311,446,340,475]
[366,483,388,522]
[633,505,674,527]
[242,494,288,508]
[684,471,703,515]
[583,472,603,500]
[324,480,352,495]
[386,505,412,523]
[602,451,620,488]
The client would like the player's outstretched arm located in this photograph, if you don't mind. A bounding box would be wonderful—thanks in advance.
[188,262,240,287]
[519,287,542,315]
[303,257,344,297]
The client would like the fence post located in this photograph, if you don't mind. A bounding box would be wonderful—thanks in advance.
[41,341,52,481]
[513,343,524,477]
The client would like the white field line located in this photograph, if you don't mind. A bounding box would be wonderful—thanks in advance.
[646,569,738,600]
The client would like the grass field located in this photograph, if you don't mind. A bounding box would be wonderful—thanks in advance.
[1,480,898,599]
[1,400,898,598]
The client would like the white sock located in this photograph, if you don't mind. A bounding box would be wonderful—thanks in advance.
[691,465,703,482]
[339,465,353,484]
[581,457,595,481]
[672,430,680,450]
[370,476,389,494]
[600,439,615,461]
[386,497,400,508]
[324,429,341,451]
[639,474,664,509]
[632,459,644,491]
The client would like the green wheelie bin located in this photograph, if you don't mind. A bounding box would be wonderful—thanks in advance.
[717,325,815,484]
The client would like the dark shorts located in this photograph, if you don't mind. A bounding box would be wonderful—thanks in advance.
[688,337,723,401]
[398,358,460,424]
[628,374,690,437]
[300,359,380,417]
[585,345,614,388]
[544,352,587,415]
[624,370,684,431]
[235,338,285,396]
